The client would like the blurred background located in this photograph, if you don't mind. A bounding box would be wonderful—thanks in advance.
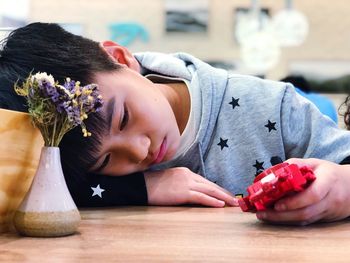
[1,0,350,124]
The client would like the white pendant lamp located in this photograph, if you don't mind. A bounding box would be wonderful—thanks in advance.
[272,0,309,46]
[239,0,281,72]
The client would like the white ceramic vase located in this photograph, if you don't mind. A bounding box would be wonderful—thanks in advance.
[13,147,81,237]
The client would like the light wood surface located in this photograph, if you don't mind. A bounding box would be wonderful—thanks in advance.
[1,206,350,262]
[0,109,43,232]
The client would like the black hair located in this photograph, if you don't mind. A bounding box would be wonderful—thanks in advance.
[280,75,311,93]
[0,22,122,183]
[343,95,350,130]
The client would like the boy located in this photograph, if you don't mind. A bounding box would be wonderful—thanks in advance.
[0,22,235,209]
[2,23,350,225]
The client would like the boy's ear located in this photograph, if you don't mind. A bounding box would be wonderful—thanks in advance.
[99,41,140,72]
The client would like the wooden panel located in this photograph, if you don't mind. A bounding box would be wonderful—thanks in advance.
[0,109,43,232]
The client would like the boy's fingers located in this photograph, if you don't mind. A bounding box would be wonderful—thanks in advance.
[258,212,324,226]
[189,191,225,207]
[286,158,323,170]
[257,200,327,225]
[195,175,236,198]
[192,181,238,206]
[274,176,329,211]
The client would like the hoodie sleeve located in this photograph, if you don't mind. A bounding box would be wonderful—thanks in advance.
[281,83,350,163]
[66,172,148,207]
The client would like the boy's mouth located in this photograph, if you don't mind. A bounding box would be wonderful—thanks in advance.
[151,138,167,165]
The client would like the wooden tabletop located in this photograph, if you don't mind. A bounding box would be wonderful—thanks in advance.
[1,206,350,262]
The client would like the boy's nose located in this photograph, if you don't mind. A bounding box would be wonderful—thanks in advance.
[125,134,151,163]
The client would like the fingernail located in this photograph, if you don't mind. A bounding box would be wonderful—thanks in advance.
[257,212,266,220]
[232,198,239,206]
[275,203,286,211]
[217,200,225,207]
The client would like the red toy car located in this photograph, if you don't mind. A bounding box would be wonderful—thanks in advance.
[238,163,316,212]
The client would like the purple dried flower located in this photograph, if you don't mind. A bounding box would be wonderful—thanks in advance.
[14,72,104,146]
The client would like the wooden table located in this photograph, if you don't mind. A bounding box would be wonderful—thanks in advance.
[1,206,350,262]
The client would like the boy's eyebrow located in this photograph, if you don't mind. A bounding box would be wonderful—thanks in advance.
[106,96,116,133]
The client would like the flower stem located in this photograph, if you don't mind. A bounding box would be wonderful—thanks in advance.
[52,116,57,147]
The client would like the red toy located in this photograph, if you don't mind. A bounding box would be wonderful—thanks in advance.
[238,163,316,212]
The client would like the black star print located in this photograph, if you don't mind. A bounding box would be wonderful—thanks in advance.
[265,120,277,132]
[217,137,229,150]
[253,160,264,171]
[229,97,240,109]
[270,156,283,166]
[255,171,263,177]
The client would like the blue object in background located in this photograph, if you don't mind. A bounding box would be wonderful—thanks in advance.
[281,75,338,124]
[295,88,338,124]
[109,22,149,47]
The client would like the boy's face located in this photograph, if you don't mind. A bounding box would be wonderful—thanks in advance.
[89,68,181,176]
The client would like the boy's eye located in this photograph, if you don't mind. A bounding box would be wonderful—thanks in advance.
[96,153,111,173]
[120,105,129,130]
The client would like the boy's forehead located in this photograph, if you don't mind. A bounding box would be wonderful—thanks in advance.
[93,71,118,93]
[93,72,120,116]
[94,71,117,83]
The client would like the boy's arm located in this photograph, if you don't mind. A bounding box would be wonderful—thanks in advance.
[67,172,148,207]
[281,84,350,163]
[67,167,237,207]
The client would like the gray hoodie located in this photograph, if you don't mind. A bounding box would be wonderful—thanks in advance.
[135,52,350,195]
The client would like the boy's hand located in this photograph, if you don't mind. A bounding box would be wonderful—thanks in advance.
[144,167,238,207]
[256,158,350,225]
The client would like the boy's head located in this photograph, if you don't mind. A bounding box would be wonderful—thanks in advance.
[88,69,181,176]
[0,22,183,181]
[0,23,122,182]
